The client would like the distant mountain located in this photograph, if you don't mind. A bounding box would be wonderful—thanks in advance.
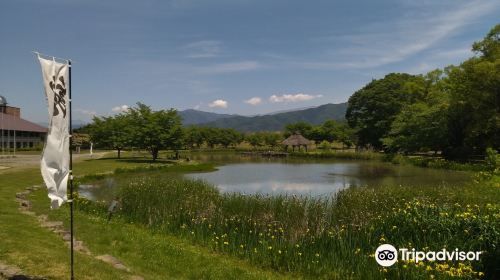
[197,103,348,131]
[37,119,88,129]
[179,109,236,125]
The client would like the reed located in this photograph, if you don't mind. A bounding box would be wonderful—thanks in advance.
[77,173,500,279]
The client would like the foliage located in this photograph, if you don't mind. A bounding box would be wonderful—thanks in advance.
[87,113,131,158]
[87,103,184,160]
[284,120,355,149]
[127,103,184,160]
[184,127,244,149]
[245,132,265,148]
[317,140,331,150]
[107,173,500,279]
[485,148,499,173]
[346,73,422,149]
[443,33,500,158]
[263,132,283,149]
[348,25,500,159]
[72,133,91,148]
[284,121,313,138]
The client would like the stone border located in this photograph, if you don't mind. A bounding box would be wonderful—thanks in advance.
[12,186,143,280]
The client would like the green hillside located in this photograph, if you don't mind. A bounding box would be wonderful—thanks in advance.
[198,103,347,131]
[179,109,235,125]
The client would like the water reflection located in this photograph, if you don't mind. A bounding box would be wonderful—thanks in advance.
[185,160,470,196]
[80,153,471,200]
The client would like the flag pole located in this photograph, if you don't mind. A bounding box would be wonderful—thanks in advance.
[68,59,75,280]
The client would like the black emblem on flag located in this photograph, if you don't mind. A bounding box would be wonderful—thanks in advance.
[49,75,67,117]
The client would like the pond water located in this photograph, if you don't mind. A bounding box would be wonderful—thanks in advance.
[184,153,472,196]
[79,153,472,201]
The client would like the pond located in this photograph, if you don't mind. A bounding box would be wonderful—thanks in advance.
[79,153,472,201]
[184,153,472,196]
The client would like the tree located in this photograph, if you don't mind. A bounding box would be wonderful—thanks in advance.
[284,122,313,138]
[218,128,243,148]
[336,123,355,150]
[263,132,283,149]
[246,133,264,149]
[203,127,221,149]
[345,73,422,150]
[87,114,130,159]
[443,25,500,158]
[383,102,448,154]
[72,133,91,153]
[472,24,500,60]
[184,126,205,148]
[128,103,183,161]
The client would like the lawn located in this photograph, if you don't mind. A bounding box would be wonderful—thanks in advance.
[0,154,290,280]
[1,152,498,279]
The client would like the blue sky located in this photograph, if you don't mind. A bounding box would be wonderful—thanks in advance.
[0,0,498,123]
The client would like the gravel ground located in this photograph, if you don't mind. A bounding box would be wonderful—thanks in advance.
[0,152,106,172]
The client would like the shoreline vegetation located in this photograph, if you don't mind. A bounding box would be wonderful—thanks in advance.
[1,150,498,279]
[164,148,490,173]
[71,156,499,279]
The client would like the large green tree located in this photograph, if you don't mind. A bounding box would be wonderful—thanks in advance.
[443,25,499,158]
[382,70,450,154]
[87,114,131,158]
[345,73,422,149]
[128,103,184,161]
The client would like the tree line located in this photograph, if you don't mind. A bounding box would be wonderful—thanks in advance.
[346,24,499,159]
[83,102,353,160]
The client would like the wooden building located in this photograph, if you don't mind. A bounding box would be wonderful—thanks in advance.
[0,95,47,152]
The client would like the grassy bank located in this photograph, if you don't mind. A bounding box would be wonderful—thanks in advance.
[287,150,490,172]
[0,155,289,279]
[79,169,500,279]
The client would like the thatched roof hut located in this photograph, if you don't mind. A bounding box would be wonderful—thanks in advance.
[282,132,312,151]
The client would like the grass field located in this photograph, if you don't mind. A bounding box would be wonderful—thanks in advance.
[0,154,290,280]
[1,152,498,279]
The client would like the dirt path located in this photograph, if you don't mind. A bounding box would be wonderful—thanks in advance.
[0,152,108,172]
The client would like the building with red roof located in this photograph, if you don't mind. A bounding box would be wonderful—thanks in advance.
[0,95,47,151]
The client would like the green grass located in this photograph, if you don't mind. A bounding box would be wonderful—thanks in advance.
[0,155,291,280]
[79,170,500,279]
[2,153,498,279]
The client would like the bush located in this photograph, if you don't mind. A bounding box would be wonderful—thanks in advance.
[485,148,499,173]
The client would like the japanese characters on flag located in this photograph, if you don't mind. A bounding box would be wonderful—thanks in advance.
[37,55,70,209]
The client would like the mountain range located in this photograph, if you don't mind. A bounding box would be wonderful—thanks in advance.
[39,103,347,132]
[179,103,348,132]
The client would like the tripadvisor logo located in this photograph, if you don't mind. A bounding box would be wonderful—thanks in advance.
[374,244,482,267]
[375,244,398,267]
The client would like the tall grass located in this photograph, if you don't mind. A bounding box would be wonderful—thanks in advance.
[73,174,500,279]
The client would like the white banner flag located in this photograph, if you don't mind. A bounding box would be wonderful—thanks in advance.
[38,56,70,209]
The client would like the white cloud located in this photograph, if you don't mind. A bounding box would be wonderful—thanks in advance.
[197,61,261,74]
[295,0,498,70]
[185,40,222,58]
[112,105,130,113]
[269,93,323,103]
[75,108,97,116]
[208,99,228,108]
[244,97,262,105]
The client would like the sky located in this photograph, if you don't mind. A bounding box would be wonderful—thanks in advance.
[0,0,499,123]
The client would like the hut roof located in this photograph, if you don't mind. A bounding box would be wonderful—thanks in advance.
[282,133,312,146]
